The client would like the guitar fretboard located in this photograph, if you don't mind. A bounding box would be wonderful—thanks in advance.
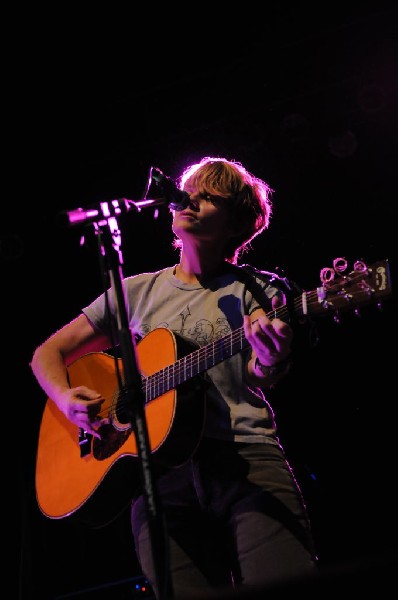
[143,326,249,402]
[142,258,391,403]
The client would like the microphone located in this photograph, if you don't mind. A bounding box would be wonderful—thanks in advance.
[150,167,191,211]
[59,168,191,228]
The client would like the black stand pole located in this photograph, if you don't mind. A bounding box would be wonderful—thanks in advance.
[61,166,191,599]
[74,210,174,600]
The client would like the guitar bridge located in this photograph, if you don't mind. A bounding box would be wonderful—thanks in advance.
[78,429,92,457]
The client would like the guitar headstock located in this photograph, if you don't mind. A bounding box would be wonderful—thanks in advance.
[305,258,392,319]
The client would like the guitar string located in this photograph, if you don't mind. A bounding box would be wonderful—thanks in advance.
[74,266,379,422]
[94,281,370,422]
[93,291,329,421]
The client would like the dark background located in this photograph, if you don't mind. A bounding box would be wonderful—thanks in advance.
[8,4,397,598]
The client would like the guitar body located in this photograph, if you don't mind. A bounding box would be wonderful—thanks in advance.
[35,259,392,526]
[35,328,207,526]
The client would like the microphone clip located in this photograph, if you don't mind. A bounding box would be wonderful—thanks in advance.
[150,167,190,211]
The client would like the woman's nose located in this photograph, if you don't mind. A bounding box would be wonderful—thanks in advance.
[187,196,200,212]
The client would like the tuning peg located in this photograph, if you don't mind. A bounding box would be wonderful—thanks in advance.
[333,257,348,274]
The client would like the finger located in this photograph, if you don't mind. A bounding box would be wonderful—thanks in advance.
[256,315,291,339]
[83,426,102,440]
[76,414,103,439]
[269,318,291,337]
[251,319,292,357]
[271,294,285,310]
[75,386,103,401]
[243,315,254,337]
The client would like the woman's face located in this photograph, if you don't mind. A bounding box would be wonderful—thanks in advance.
[172,190,236,247]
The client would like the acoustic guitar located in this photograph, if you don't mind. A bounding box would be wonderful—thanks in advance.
[35,258,392,526]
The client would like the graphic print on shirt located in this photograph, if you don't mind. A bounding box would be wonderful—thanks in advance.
[187,317,232,345]
[140,304,233,347]
[178,306,191,336]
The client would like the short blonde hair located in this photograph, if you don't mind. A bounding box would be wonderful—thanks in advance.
[174,156,273,263]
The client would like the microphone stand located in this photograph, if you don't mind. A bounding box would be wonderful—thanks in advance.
[65,199,175,600]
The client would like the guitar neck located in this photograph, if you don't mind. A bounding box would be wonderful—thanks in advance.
[143,301,297,401]
[144,258,392,401]
[144,325,250,402]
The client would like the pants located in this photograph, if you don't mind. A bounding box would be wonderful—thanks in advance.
[131,439,317,599]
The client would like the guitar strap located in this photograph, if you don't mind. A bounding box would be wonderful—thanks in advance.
[230,263,298,318]
[232,263,319,348]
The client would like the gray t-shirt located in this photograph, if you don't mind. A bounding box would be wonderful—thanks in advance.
[82,265,284,445]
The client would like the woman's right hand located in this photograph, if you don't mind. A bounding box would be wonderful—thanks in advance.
[56,386,109,439]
